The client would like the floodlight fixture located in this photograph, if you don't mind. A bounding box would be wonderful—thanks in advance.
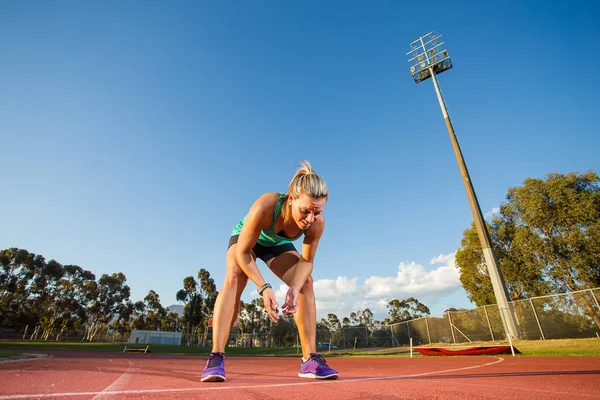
[406,32,453,84]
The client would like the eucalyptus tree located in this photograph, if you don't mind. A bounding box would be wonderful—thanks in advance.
[84,272,131,341]
[456,171,600,327]
[383,298,430,324]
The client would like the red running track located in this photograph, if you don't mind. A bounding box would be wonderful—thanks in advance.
[0,351,599,399]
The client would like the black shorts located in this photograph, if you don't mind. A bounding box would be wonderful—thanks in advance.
[228,235,297,263]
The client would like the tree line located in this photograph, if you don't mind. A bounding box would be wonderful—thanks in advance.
[0,245,431,344]
[1,170,598,341]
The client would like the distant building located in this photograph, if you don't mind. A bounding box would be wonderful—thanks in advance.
[128,330,182,345]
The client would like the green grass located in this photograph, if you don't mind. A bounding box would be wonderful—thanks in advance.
[0,350,22,358]
[511,338,600,356]
[1,338,598,358]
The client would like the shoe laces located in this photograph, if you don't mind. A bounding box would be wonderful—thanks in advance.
[206,352,224,368]
[309,353,327,365]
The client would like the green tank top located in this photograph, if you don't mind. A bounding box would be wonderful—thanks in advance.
[232,194,305,247]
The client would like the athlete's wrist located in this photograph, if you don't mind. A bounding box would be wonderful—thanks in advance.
[257,283,272,296]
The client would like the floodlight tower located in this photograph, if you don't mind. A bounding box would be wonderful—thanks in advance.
[407,32,519,339]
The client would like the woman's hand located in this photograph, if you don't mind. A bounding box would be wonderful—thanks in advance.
[262,288,280,322]
[281,286,299,315]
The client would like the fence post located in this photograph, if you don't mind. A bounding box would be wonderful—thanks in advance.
[529,299,546,340]
[389,324,400,347]
[425,317,432,344]
[483,305,495,341]
[589,289,600,312]
[406,321,411,340]
[448,312,456,344]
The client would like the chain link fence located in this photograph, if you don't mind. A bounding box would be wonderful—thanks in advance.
[348,288,600,348]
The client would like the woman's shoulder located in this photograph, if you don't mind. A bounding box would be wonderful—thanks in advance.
[250,192,282,216]
[255,192,284,207]
[245,193,282,228]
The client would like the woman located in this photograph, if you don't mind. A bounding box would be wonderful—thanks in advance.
[201,161,339,382]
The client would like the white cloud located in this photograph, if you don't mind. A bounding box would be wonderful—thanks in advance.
[430,253,454,265]
[485,207,500,220]
[362,254,460,299]
[248,252,471,321]
[313,276,359,298]
[312,252,465,320]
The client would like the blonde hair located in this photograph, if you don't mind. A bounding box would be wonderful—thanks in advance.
[281,161,328,224]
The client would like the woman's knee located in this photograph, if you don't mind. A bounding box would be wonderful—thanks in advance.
[224,266,248,288]
[300,275,314,295]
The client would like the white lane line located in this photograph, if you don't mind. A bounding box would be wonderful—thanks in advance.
[91,359,133,400]
[0,357,505,399]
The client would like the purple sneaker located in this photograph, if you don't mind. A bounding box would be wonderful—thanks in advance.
[298,353,339,379]
[201,352,226,382]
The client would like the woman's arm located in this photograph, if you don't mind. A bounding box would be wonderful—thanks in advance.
[282,216,325,315]
[235,193,280,321]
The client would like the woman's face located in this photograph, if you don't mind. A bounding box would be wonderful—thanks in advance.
[289,193,327,230]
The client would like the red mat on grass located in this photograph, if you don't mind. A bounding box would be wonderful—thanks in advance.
[415,345,520,356]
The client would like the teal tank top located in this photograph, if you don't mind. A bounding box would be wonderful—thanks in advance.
[232,194,305,247]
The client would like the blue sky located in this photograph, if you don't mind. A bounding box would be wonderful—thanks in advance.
[1,0,599,321]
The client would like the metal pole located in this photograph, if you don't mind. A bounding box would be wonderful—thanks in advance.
[389,324,400,347]
[448,311,456,344]
[483,305,496,341]
[589,289,600,311]
[529,299,545,340]
[429,68,519,339]
[425,317,432,344]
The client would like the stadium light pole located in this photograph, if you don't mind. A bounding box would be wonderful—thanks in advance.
[406,32,519,339]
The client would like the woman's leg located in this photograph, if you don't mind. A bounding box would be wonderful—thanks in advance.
[267,252,316,360]
[211,244,251,353]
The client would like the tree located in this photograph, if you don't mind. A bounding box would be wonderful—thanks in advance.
[384,298,430,324]
[130,301,147,330]
[176,269,218,344]
[176,276,201,342]
[326,313,341,332]
[27,258,64,339]
[111,300,135,338]
[0,248,45,329]
[84,273,131,341]
[319,314,341,338]
[37,263,96,340]
[270,315,297,347]
[161,311,181,332]
[139,290,167,331]
[239,298,269,347]
[457,219,549,306]
[196,269,218,342]
[358,309,374,330]
[503,171,600,292]
[456,171,600,305]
